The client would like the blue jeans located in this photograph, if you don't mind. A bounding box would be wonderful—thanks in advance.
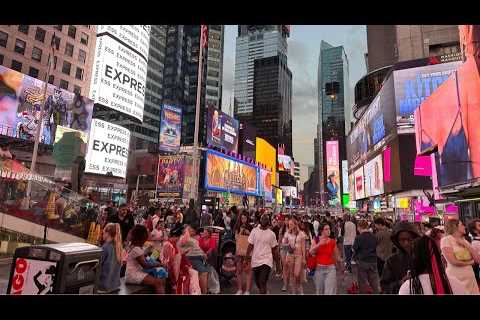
[344,245,353,271]
[314,265,337,295]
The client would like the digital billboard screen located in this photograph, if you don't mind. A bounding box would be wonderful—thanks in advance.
[157,155,186,198]
[84,119,130,178]
[206,105,239,153]
[259,168,273,201]
[281,186,297,198]
[0,65,93,145]
[256,138,276,186]
[239,122,256,160]
[364,154,384,197]
[159,104,182,153]
[278,154,293,172]
[342,160,349,194]
[326,140,340,201]
[205,150,257,195]
[354,166,365,200]
[394,61,461,126]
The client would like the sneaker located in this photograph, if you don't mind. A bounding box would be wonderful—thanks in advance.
[281,285,287,292]
[244,291,250,295]
[236,290,243,295]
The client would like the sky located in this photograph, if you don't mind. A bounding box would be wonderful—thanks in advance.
[221,25,368,168]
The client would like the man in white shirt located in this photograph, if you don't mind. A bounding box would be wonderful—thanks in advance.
[343,214,357,273]
[246,214,281,294]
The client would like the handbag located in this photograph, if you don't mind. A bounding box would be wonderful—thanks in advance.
[235,234,249,257]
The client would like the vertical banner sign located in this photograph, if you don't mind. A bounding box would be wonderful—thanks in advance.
[156,155,185,198]
[159,104,182,153]
[326,140,340,202]
[364,154,384,197]
[354,166,365,200]
[90,25,151,122]
[85,119,131,178]
[341,160,349,194]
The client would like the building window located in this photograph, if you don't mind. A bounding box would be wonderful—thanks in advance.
[11,60,22,72]
[68,25,77,39]
[18,25,29,35]
[28,67,39,79]
[31,47,42,62]
[62,61,71,75]
[0,31,8,47]
[75,67,84,80]
[65,43,74,57]
[0,54,3,65]
[59,79,69,90]
[48,75,54,84]
[73,85,81,95]
[51,34,60,50]
[35,27,46,42]
[53,56,58,69]
[80,32,89,45]
[78,49,86,64]
[54,25,63,32]
[14,38,26,55]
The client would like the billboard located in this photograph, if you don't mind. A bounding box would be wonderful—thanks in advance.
[326,140,340,201]
[205,150,257,195]
[259,168,273,201]
[9,258,57,295]
[341,160,349,194]
[394,61,461,126]
[364,154,384,197]
[239,122,256,160]
[206,105,239,153]
[84,119,130,178]
[354,166,365,200]
[348,173,356,200]
[89,26,150,121]
[275,188,283,205]
[0,65,94,145]
[278,154,293,172]
[157,155,186,198]
[348,75,396,170]
[256,137,276,186]
[281,186,298,198]
[159,104,182,153]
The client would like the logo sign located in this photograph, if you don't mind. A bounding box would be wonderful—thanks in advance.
[9,258,57,295]
[205,150,257,196]
[85,119,130,178]
[89,26,151,122]
[159,104,182,153]
[157,155,186,198]
[206,105,239,153]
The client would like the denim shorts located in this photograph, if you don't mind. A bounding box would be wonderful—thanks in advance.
[188,255,209,273]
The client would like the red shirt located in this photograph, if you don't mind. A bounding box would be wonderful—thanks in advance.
[315,239,336,266]
[198,236,216,253]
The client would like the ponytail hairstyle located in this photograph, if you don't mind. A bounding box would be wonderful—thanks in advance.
[104,223,123,263]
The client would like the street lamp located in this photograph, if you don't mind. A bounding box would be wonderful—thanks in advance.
[135,174,147,204]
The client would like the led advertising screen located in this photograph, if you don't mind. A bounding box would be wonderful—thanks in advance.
[281,186,298,198]
[326,140,340,201]
[0,65,93,145]
[85,119,131,178]
[159,104,182,153]
[205,150,257,195]
[275,188,283,205]
[348,75,396,170]
[394,61,461,126]
[278,154,293,172]
[96,25,151,61]
[354,166,365,200]
[256,138,276,186]
[364,154,384,197]
[157,155,186,198]
[341,160,349,194]
[259,168,273,201]
[239,122,256,160]
[206,105,239,153]
[89,27,150,121]
[348,173,356,200]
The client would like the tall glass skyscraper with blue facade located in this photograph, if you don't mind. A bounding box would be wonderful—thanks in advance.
[316,41,350,198]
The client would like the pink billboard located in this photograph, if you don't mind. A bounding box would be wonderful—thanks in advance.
[383,147,391,182]
[326,140,340,202]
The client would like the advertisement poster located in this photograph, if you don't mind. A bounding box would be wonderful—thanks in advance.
[281,186,298,198]
[259,168,273,201]
[53,126,88,181]
[89,31,149,121]
[278,154,293,172]
[85,119,131,178]
[159,104,182,153]
[354,167,365,200]
[348,76,396,170]
[256,138,276,186]
[0,65,94,145]
[206,105,239,153]
[205,150,257,195]
[364,154,384,197]
[239,122,256,160]
[341,160,349,194]
[348,173,356,201]
[157,155,185,198]
[326,140,340,201]
[9,258,57,295]
[394,61,461,126]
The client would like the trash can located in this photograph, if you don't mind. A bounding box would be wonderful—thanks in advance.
[7,242,102,295]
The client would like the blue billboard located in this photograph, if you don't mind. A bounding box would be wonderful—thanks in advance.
[159,104,182,153]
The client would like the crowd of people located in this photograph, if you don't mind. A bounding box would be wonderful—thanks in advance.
[93,199,480,295]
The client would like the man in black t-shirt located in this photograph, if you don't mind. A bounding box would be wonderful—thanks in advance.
[107,204,134,243]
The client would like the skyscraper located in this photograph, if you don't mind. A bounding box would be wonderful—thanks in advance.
[234,25,290,123]
[317,41,349,198]
[367,25,460,72]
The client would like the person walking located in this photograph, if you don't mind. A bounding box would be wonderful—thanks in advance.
[467,219,480,284]
[353,219,380,294]
[246,214,281,294]
[441,219,480,294]
[309,223,341,294]
[343,214,356,273]
[234,212,253,295]
[282,216,307,294]
[374,217,393,277]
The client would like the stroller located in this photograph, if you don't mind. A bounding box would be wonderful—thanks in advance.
[204,226,237,287]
